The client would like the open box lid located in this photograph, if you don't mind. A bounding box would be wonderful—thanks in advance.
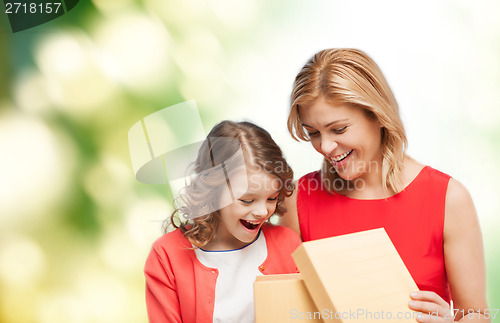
[292,228,419,322]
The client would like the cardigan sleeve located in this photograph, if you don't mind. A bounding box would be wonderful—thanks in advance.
[144,246,183,323]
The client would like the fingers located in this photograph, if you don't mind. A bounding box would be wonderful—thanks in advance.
[409,300,450,317]
[415,312,449,322]
[409,291,452,322]
[410,291,449,308]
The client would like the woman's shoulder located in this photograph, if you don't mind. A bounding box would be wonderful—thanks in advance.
[403,159,451,188]
[296,170,322,193]
[298,170,321,181]
[443,174,475,219]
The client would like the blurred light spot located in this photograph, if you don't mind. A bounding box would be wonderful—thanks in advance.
[125,197,172,247]
[0,114,73,228]
[36,31,86,77]
[75,271,129,322]
[83,154,132,207]
[175,30,225,101]
[450,137,499,227]
[37,292,86,323]
[91,0,134,13]
[14,70,52,114]
[178,77,225,103]
[99,227,141,273]
[144,0,210,28]
[208,0,256,28]
[94,13,171,94]
[35,30,117,117]
[174,29,222,82]
[1,287,38,323]
[456,0,500,43]
[0,236,46,288]
[226,52,268,100]
[463,83,500,129]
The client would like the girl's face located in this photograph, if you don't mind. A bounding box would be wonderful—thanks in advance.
[213,167,280,250]
[299,97,383,182]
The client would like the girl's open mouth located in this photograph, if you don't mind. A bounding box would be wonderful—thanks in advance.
[240,219,260,230]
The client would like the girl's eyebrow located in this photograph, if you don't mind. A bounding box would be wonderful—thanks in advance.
[241,189,280,197]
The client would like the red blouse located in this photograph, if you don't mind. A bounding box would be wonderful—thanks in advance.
[297,166,451,303]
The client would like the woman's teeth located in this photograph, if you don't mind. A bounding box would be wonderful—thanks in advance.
[330,150,353,162]
[240,219,260,230]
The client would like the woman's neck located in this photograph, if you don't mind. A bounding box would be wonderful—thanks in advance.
[339,177,389,199]
[338,157,424,199]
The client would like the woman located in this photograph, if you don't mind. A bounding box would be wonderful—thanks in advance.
[281,48,490,322]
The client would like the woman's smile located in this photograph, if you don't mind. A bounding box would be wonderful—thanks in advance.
[328,149,353,163]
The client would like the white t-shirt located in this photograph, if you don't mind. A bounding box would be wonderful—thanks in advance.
[194,231,267,323]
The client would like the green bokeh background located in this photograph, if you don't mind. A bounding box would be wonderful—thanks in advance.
[0,1,499,322]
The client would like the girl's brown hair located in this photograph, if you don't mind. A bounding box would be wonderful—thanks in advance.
[288,48,408,194]
[166,120,294,248]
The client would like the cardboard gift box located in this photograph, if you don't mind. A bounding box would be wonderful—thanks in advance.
[292,228,418,322]
[254,273,322,322]
[254,228,418,322]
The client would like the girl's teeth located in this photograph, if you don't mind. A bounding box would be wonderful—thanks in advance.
[241,219,259,230]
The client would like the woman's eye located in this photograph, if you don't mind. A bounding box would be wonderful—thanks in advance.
[307,130,319,137]
[333,126,347,134]
[267,196,278,202]
[239,199,253,205]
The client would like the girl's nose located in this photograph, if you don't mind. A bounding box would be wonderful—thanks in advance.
[320,137,338,156]
[252,202,268,218]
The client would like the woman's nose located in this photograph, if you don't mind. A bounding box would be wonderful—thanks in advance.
[320,137,338,156]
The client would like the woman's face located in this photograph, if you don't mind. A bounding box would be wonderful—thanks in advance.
[299,97,383,182]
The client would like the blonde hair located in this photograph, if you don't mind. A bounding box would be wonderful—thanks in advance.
[288,48,407,194]
[167,120,294,247]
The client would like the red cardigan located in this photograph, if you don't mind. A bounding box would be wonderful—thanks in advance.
[144,224,302,323]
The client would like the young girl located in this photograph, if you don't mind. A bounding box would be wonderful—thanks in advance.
[144,120,302,323]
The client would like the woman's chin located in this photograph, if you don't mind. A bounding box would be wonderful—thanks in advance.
[335,170,362,181]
